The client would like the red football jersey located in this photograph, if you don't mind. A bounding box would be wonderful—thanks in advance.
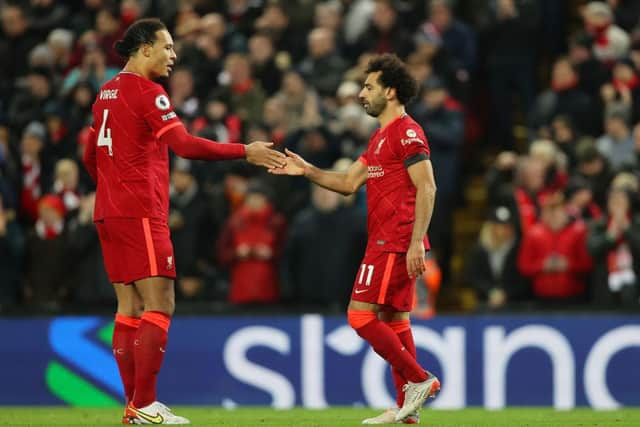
[359,114,431,253]
[91,72,183,221]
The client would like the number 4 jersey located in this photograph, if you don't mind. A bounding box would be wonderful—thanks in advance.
[90,72,182,222]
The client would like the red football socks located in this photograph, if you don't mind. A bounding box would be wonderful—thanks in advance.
[348,311,427,384]
[387,320,417,407]
[132,311,171,408]
[112,314,141,404]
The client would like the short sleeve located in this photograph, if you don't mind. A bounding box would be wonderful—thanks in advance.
[393,123,430,168]
[139,85,183,139]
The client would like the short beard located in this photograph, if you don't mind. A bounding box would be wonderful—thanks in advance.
[365,98,386,117]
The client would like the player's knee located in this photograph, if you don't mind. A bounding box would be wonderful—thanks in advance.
[347,309,377,330]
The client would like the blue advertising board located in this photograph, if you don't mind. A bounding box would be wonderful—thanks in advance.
[0,315,638,408]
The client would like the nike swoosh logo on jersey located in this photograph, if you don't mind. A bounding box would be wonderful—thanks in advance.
[130,407,164,424]
[354,289,369,294]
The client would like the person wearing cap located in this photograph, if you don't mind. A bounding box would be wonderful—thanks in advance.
[465,205,527,310]
[216,179,286,305]
[517,192,593,304]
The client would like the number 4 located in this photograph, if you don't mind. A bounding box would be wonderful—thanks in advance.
[97,109,113,156]
[358,264,374,286]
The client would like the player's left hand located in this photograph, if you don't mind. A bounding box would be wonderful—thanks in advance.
[406,242,426,278]
[245,141,287,169]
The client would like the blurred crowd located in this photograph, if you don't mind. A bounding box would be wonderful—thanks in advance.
[0,0,638,314]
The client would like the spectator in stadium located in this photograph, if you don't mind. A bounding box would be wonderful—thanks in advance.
[465,205,528,311]
[8,67,55,131]
[17,121,53,225]
[27,0,70,38]
[314,1,347,54]
[596,109,635,170]
[574,140,614,208]
[551,115,580,169]
[65,192,113,305]
[94,5,126,67]
[0,3,40,100]
[254,2,306,62]
[474,0,539,149]
[212,53,266,126]
[332,80,377,157]
[44,25,74,76]
[281,183,366,310]
[62,42,120,96]
[191,94,242,144]
[64,81,96,140]
[568,31,611,100]
[564,176,602,222]
[284,126,342,170]
[274,70,324,134]
[410,76,464,285]
[528,57,597,137]
[169,158,216,301]
[600,58,640,124]
[582,1,630,64]
[353,0,415,59]
[23,194,68,311]
[200,12,247,55]
[517,192,593,304]
[298,27,348,98]
[247,32,283,97]
[587,187,640,307]
[0,193,25,312]
[52,158,83,216]
[168,67,200,125]
[42,102,74,161]
[217,180,286,305]
[423,0,476,88]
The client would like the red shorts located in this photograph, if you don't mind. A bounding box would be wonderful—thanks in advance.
[350,251,415,312]
[96,217,176,284]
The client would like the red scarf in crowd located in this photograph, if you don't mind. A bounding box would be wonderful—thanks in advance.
[606,217,636,292]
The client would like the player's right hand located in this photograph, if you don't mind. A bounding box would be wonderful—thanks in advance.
[245,141,287,169]
[268,148,308,176]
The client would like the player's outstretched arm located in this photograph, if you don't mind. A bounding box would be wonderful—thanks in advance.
[269,148,367,196]
[162,125,285,169]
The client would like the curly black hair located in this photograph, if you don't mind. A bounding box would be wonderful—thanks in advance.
[365,53,418,106]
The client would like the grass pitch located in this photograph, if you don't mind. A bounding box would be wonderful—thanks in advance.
[0,407,638,426]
